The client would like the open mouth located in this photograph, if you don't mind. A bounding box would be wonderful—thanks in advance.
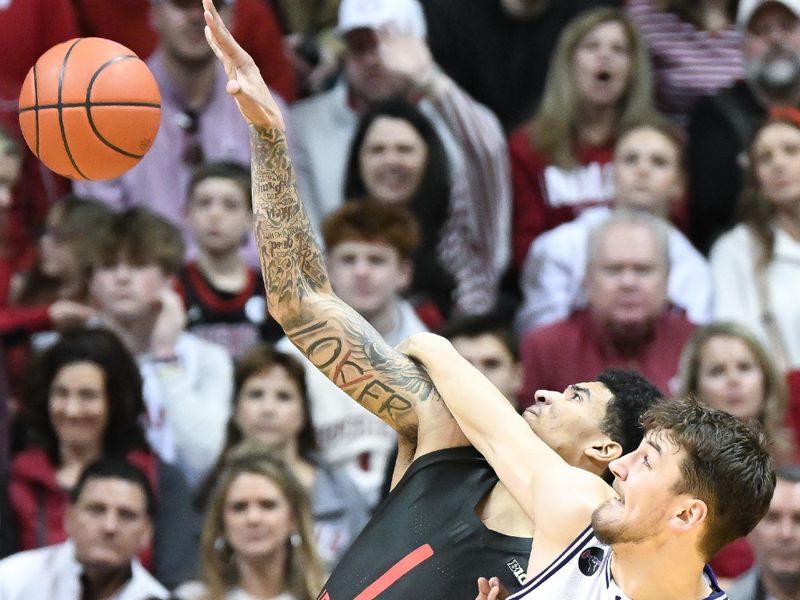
[595,70,612,83]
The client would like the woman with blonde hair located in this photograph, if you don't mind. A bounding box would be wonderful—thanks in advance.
[677,320,797,584]
[195,342,369,572]
[180,443,325,600]
[678,320,794,460]
[709,108,800,371]
[508,6,656,272]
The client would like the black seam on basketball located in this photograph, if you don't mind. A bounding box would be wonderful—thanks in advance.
[32,61,40,157]
[85,55,153,158]
[19,101,161,113]
[57,39,89,180]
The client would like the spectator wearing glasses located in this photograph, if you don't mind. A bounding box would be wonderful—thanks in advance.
[74,0,289,265]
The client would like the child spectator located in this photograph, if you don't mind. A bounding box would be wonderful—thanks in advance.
[89,207,233,489]
[178,161,283,356]
[276,201,428,508]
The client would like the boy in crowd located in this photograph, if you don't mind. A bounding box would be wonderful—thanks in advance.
[440,313,522,410]
[277,200,428,507]
[179,161,282,356]
[89,207,232,489]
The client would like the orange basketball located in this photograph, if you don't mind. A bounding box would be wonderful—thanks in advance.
[18,37,161,181]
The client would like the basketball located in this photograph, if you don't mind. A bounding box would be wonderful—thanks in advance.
[18,37,161,181]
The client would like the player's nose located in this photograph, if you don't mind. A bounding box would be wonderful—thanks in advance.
[534,389,561,405]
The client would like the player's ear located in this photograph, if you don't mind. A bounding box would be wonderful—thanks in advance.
[670,498,708,532]
[584,440,622,466]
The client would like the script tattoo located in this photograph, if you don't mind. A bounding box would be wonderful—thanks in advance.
[250,125,327,319]
[288,306,439,437]
[250,124,438,439]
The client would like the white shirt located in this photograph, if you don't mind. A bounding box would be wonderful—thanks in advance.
[0,540,168,600]
[139,332,233,489]
[710,223,800,369]
[176,580,297,600]
[507,527,727,600]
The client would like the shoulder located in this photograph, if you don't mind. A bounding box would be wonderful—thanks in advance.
[289,84,348,123]
[10,448,57,488]
[129,559,169,598]
[0,543,59,578]
[709,224,751,257]
[176,333,233,364]
[173,579,207,599]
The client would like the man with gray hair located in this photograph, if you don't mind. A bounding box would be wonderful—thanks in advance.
[728,465,800,600]
[689,0,800,254]
[518,210,696,406]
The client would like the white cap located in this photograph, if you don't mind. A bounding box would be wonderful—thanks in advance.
[737,0,800,30]
[337,0,427,37]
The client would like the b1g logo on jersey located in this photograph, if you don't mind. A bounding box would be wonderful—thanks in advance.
[578,547,605,576]
[506,558,527,585]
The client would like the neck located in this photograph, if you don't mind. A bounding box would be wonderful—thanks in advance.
[500,0,548,18]
[700,0,729,32]
[762,572,800,600]
[81,564,132,600]
[362,301,399,338]
[577,103,617,147]
[57,277,83,300]
[611,543,710,600]
[276,442,316,491]
[160,52,217,113]
[775,204,800,242]
[596,316,656,356]
[196,251,247,291]
[105,313,157,357]
[59,444,103,487]
[236,550,289,600]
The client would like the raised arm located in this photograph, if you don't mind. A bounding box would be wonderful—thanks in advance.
[400,333,615,554]
[202,2,462,451]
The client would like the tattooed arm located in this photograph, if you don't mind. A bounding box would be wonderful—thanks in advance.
[202,1,466,453]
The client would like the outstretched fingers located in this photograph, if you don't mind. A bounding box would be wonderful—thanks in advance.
[202,0,248,69]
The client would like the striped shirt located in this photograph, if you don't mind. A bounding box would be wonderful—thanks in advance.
[626,0,744,124]
[509,526,728,600]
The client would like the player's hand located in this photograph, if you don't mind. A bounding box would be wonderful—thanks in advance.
[476,576,508,600]
[202,0,285,131]
[48,300,97,329]
[396,332,452,363]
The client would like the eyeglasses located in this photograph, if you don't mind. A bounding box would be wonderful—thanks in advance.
[175,110,205,166]
[164,0,231,10]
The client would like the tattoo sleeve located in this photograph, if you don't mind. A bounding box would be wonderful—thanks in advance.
[250,125,438,438]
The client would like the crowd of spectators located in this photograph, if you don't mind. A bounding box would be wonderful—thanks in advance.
[1,0,800,598]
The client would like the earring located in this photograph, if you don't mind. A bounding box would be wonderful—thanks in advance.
[290,532,302,548]
[213,536,227,552]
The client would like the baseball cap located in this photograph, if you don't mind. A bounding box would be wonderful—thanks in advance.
[337,0,427,37]
[737,0,800,30]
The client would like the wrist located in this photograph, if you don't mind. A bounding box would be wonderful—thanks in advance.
[414,63,447,98]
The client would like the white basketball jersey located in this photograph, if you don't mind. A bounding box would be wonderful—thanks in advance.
[508,527,728,600]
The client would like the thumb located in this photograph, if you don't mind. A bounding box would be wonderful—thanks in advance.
[226,79,242,96]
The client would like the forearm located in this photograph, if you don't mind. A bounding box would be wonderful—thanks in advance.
[250,124,332,328]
